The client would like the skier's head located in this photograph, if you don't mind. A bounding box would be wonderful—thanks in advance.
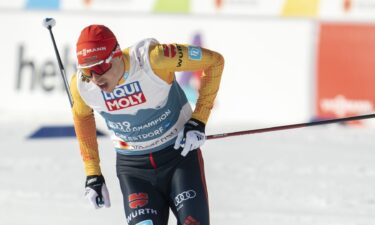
[76,24,122,76]
[76,24,124,93]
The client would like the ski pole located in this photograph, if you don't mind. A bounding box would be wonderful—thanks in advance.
[207,113,375,140]
[42,18,74,107]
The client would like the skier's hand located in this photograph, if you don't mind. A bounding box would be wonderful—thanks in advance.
[174,118,206,157]
[84,175,111,209]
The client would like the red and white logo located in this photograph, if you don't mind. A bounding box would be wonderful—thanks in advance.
[102,81,146,111]
[320,95,373,117]
[183,216,200,225]
[77,46,107,57]
[128,193,149,209]
[163,44,176,58]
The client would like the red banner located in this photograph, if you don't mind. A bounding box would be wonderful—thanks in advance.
[316,23,375,121]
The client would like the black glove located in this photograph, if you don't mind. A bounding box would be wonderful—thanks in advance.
[84,175,111,209]
[174,118,206,156]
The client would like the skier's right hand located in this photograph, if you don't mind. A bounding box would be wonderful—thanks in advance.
[84,175,111,209]
[174,118,206,157]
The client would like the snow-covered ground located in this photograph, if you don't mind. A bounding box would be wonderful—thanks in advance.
[1,123,375,225]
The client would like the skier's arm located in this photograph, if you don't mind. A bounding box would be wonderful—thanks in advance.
[70,74,102,176]
[149,44,224,124]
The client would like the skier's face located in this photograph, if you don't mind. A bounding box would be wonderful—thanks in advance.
[89,56,125,93]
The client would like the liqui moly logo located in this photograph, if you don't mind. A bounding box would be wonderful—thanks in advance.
[102,81,146,111]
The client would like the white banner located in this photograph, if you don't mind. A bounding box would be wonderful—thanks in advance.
[3,0,375,21]
[0,10,314,129]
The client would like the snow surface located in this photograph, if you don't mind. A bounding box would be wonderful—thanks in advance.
[1,123,375,225]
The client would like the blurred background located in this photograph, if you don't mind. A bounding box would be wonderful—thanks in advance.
[1,1,375,225]
[2,0,375,130]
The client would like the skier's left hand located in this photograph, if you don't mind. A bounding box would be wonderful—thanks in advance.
[174,118,206,157]
[84,175,111,209]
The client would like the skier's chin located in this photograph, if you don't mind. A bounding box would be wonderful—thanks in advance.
[98,83,112,93]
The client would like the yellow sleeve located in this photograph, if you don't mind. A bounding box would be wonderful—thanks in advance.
[149,44,225,124]
[70,74,102,176]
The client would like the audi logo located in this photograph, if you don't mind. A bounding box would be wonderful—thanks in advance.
[174,190,197,206]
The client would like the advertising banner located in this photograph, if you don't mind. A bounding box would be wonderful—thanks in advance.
[282,0,320,17]
[3,0,375,20]
[316,23,375,120]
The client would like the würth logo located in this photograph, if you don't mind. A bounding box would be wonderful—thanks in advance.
[102,81,146,111]
[128,193,149,209]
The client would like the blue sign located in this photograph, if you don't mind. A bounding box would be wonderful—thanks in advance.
[188,46,202,61]
[26,0,60,10]
[136,220,153,225]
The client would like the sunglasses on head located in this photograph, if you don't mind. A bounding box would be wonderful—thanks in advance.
[78,44,120,78]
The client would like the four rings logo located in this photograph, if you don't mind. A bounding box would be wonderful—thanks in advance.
[174,190,197,206]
